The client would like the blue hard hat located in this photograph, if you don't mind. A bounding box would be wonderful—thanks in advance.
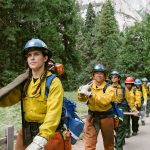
[23,38,52,58]
[134,79,142,85]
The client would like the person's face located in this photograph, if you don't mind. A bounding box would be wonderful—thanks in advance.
[27,50,48,71]
[143,82,147,86]
[93,72,105,84]
[125,83,133,90]
[111,75,119,83]
[136,85,140,88]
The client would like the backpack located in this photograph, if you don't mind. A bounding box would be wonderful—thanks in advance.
[103,83,125,98]
[45,74,84,145]
[133,86,143,95]
[103,83,124,121]
[133,86,144,102]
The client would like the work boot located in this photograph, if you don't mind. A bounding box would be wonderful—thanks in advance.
[141,120,145,126]
[132,132,137,136]
[125,133,130,138]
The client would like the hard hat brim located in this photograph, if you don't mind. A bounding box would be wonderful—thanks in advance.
[24,47,52,59]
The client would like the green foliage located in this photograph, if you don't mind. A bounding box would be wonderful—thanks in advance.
[84,3,96,33]
[1,0,150,89]
[42,0,81,90]
[0,103,21,137]
[84,3,96,58]
[0,0,81,90]
[0,70,19,86]
[76,3,96,84]
[94,0,120,71]
[143,14,150,77]
[0,0,42,84]
[116,19,149,79]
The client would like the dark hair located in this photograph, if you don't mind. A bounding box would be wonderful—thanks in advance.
[23,52,49,97]
[23,69,48,97]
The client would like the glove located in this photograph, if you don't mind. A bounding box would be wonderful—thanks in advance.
[26,136,48,150]
[79,83,92,91]
[79,89,92,97]
[26,142,42,150]
[78,82,93,97]
[143,101,147,107]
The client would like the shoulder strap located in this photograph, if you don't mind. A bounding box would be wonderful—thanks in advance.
[133,87,136,95]
[103,83,111,93]
[121,85,125,98]
[45,74,56,97]
[140,86,143,93]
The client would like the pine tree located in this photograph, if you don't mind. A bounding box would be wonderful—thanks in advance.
[0,0,82,90]
[84,3,96,33]
[82,3,96,64]
[116,22,146,78]
[76,3,96,84]
[31,0,82,90]
[0,0,42,85]
[143,14,150,77]
[94,0,120,71]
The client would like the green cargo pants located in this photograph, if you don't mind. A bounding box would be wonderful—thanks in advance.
[115,106,129,150]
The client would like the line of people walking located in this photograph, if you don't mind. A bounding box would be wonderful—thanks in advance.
[78,63,150,150]
[0,37,149,150]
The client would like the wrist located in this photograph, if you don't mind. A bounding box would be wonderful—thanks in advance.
[33,136,48,148]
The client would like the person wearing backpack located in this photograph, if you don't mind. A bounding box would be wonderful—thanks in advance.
[147,82,150,94]
[0,38,71,150]
[109,71,137,150]
[78,64,116,150]
[141,77,150,117]
[125,77,141,137]
[147,82,150,117]
[134,79,146,126]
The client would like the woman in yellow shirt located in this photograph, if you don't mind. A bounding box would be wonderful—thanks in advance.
[0,39,64,150]
[78,64,115,150]
[125,77,141,137]
[109,71,137,150]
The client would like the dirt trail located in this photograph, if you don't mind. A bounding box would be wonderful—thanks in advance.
[72,131,104,150]
[72,116,150,150]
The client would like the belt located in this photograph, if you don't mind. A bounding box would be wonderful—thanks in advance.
[88,108,114,118]
[25,121,41,128]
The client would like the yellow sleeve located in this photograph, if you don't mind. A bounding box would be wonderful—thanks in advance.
[0,85,21,107]
[125,89,137,111]
[142,86,148,102]
[38,77,64,140]
[135,90,142,108]
[91,86,115,106]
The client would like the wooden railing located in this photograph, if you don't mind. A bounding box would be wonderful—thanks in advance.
[0,125,16,150]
